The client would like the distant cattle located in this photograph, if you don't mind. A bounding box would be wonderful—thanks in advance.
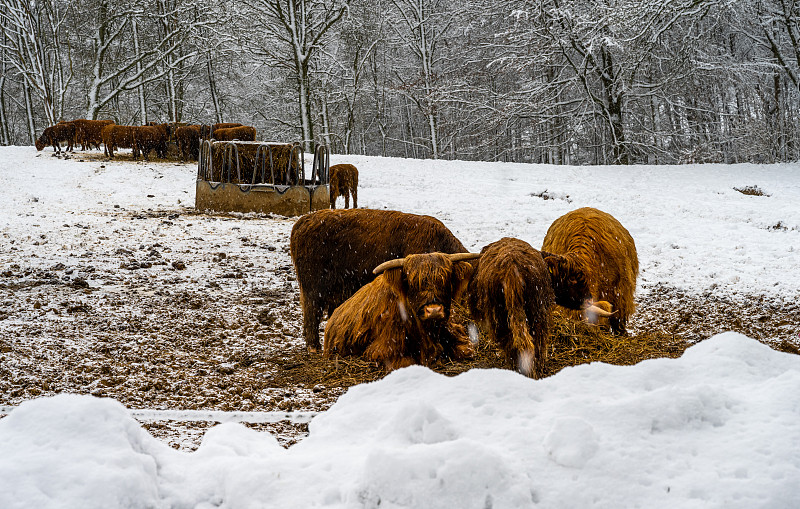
[290,208,468,352]
[71,119,114,150]
[324,252,479,370]
[35,123,75,153]
[542,207,638,334]
[175,125,202,161]
[132,123,171,160]
[329,163,358,209]
[201,123,243,140]
[213,125,256,142]
[102,125,136,158]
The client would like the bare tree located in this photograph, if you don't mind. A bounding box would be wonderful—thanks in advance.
[82,0,201,119]
[0,0,73,126]
[242,0,348,151]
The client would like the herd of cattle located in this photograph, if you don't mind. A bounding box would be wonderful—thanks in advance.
[35,119,363,208]
[35,119,257,161]
[291,207,638,378]
[34,120,636,378]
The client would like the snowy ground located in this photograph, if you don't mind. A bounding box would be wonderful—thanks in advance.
[0,146,799,507]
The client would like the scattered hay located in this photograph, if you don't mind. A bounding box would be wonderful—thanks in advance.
[544,309,691,375]
[78,151,179,164]
[734,185,769,196]
[268,306,694,391]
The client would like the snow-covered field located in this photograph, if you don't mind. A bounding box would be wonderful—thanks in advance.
[1,146,799,507]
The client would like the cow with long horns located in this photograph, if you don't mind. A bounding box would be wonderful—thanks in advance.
[323,252,480,370]
[542,207,638,334]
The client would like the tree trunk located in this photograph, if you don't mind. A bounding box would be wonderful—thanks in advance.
[133,18,147,124]
[600,46,628,165]
[206,51,222,124]
[24,81,36,144]
[298,63,314,152]
[0,49,10,145]
[86,0,108,120]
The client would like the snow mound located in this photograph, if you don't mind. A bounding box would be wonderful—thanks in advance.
[1,332,799,508]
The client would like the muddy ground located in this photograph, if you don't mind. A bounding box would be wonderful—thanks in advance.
[1,157,799,450]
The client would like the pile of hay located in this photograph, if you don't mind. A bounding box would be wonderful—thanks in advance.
[272,306,694,391]
[208,142,300,184]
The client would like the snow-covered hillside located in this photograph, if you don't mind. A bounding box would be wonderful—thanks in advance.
[0,146,799,507]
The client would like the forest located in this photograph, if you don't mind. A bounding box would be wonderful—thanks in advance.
[2,0,800,165]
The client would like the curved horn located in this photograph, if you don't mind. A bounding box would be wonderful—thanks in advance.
[373,257,405,275]
[584,304,617,318]
[447,253,481,263]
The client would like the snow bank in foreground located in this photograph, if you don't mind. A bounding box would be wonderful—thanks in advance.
[1,332,798,508]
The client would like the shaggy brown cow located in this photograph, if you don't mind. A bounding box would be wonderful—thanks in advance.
[35,123,75,153]
[213,125,256,142]
[329,163,358,209]
[102,125,136,158]
[290,208,469,352]
[542,207,638,334]
[324,252,479,370]
[201,123,243,140]
[175,125,202,161]
[132,123,171,160]
[468,237,609,378]
[71,119,114,150]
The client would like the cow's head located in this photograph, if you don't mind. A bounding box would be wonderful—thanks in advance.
[374,252,480,323]
[543,252,615,319]
[35,136,46,151]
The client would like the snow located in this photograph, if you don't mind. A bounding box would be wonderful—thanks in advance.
[1,146,799,507]
[1,333,799,508]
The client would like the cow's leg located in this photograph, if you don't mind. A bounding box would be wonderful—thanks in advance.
[440,322,474,361]
[610,316,627,336]
[344,191,350,209]
[300,290,323,352]
[352,187,357,209]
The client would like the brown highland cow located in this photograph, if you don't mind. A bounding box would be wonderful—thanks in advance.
[542,207,639,334]
[102,125,136,158]
[468,237,608,378]
[72,119,114,150]
[324,252,479,370]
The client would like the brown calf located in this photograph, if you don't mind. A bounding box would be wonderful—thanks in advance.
[469,237,606,378]
[329,163,358,209]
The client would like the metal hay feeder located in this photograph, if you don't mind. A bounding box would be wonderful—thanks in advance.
[195,140,330,216]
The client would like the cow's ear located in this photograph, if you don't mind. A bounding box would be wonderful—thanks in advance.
[543,254,567,277]
[451,260,476,300]
[383,267,405,295]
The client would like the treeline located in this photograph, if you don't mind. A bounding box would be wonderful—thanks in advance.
[2,0,800,164]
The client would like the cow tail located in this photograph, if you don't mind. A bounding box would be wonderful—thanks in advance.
[502,271,540,378]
